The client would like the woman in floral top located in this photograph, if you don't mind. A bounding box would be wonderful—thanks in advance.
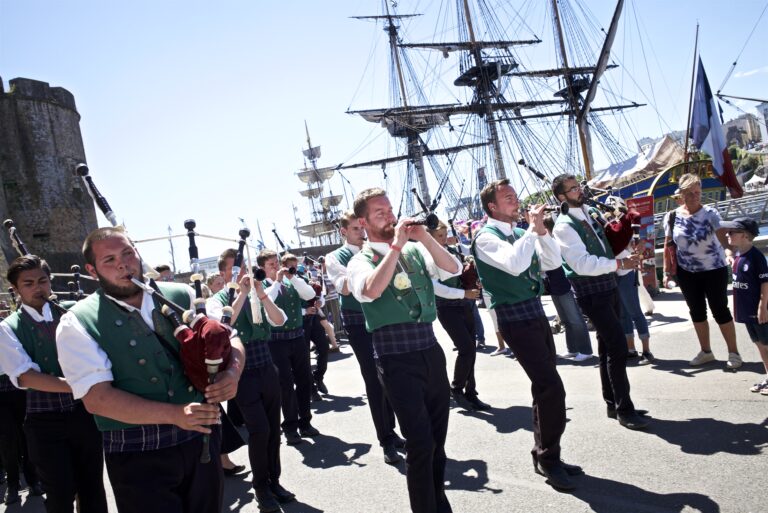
[662,173,741,369]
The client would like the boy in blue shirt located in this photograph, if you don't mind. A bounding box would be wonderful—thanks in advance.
[722,217,768,393]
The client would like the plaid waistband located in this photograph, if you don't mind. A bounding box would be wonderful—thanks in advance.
[495,297,545,324]
[27,390,79,413]
[341,308,366,327]
[436,297,474,309]
[103,424,200,453]
[270,328,304,341]
[570,273,617,298]
[0,374,17,393]
[244,339,273,370]
[372,322,437,358]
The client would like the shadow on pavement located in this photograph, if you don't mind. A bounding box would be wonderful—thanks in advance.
[645,358,729,378]
[642,416,768,456]
[283,500,325,513]
[455,405,533,435]
[570,473,720,513]
[444,458,502,494]
[311,394,366,414]
[290,434,371,469]
[222,474,255,512]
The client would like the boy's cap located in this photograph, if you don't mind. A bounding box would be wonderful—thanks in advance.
[721,217,759,237]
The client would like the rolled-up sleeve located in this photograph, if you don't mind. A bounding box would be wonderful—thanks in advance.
[325,253,349,293]
[0,322,40,388]
[55,312,113,400]
[290,276,317,300]
[417,243,461,281]
[474,230,538,275]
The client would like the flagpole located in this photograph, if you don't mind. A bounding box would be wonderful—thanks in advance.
[683,22,700,173]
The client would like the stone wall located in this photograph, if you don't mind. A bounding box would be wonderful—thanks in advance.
[0,77,98,285]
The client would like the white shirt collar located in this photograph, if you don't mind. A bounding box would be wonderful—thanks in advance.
[21,302,53,322]
[366,241,394,255]
[567,205,591,221]
[105,290,157,329]
[486,217,517,235]
[344,242,361,254]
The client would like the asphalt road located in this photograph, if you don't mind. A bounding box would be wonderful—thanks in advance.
[4,288,767,513]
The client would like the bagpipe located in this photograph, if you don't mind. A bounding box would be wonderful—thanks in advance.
[76,163,234,463]
[579,182,641,256]
[446,218,480,291]
[2,219,89,315]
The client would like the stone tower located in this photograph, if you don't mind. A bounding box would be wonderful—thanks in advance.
[0,77,97,287]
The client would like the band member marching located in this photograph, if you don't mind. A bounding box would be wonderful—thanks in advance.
[471,179,581,491]
[55,227,245,513]
[347,188,461,513]
[0,255,108,511]
[427,220,490,411]
[324,210,403,464]
[207,247,295,512]
[258,250,321,445]
[551,174,649,430]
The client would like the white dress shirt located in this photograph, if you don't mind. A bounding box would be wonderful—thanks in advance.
[325,242,360,295]
[0,303,55,387]
[347,241,461,303]
[552,206,618,277]
[205,281,286,326]
[56,287,195,400]
[473,217,562,274]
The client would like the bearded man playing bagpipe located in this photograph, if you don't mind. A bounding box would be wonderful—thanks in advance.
[55,227,245,513]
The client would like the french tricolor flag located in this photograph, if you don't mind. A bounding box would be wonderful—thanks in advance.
[690,57,743,198]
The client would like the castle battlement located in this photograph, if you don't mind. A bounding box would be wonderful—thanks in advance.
[1,76,78,113]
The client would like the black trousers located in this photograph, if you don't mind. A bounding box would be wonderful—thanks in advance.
[24,403,108,513]
[234,364,282,490]
[304,314,330,382]
[577,289,635,413]
[268,336,313,432]
[376,344,452,513]
[436,301,478,396]
[105,428,222,513]
[345,323,397,447]
[498,316,566,466]
[0,390,37,488]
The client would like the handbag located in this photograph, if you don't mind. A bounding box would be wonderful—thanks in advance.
[663,211,678,278]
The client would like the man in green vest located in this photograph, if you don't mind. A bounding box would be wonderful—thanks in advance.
[325,210,403,465]
[206,248,295,512]
[56,227,245,513]
[258,249,320,445]
[471,179,581,491]
[0,255,107,511]
[347,188,461,513]
[551,174,649,431]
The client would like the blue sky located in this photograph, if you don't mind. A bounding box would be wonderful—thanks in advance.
[1,0,766,270]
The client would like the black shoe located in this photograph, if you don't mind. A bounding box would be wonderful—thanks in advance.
[285,431,303,445]
[223,464,247,477]
[300,425,320,437]
[383,445,402,464]
[607,406,649,420]
[534,462,576,491]
[255,487,281,512]
[627,350,639,358]
[450,388,474,410]
[4,486,20,506]
[315,379,328,394]
[392,435,406,449]
[533,456,584,477]
[29,482,44,496]
[466,395,491,411]
[269,482,296,503]
[617,412,650,430]
[311,389,323,402]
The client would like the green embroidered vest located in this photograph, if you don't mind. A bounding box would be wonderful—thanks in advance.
[555,209,615,280]
[5,301,75,377]
[267,280,303,331]
[70,282,201,432]
[212,289,271,342]
[471,225,542,308]
[358,242,437,332]
[332,246,363,312]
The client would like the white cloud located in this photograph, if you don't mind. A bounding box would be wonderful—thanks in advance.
[734,66,768,78]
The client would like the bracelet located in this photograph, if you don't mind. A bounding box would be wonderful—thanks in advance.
[258,294,267,301]
[390,244,402,253]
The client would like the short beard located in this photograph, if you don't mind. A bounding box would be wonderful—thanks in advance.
[370,223,395,241]
[97,271,143,300]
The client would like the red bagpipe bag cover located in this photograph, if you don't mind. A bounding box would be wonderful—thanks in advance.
[173,316,232,392]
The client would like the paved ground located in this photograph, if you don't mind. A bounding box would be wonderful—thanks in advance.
[4,289,767,513]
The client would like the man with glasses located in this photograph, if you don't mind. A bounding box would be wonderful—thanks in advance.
[551,175,649,431]
[471,178,581,491]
